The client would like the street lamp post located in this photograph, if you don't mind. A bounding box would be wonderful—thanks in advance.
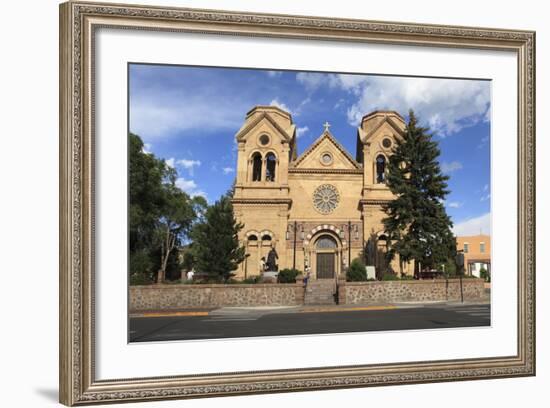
[244,253,250,280]
[456,250,465,303]
[293,220,297,270]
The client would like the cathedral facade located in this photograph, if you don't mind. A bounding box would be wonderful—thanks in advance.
[231,105,413,280]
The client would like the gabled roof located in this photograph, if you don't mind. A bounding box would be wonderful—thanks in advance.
[292,130,361,169]
[358,113,406,144]
[235,111,294,142]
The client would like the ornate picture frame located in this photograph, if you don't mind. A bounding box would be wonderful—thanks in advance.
[59,1,535,405]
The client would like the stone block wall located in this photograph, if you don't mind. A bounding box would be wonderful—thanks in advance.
[130,283,305,311]
[338,279,487,304]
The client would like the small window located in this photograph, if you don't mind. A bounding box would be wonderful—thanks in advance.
[251,152,262,182]
[316,236,337,249]
[259,134,270,146]
[248,235,258,241]
[464,243,469,253]
[376,155,386,183]
[480,242,485,253]
[265,153,276,182]
[321,152,333,165]
[261,234,272,241]
[382,138,392,149]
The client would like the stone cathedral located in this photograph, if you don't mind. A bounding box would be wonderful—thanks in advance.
[231,105,413,280]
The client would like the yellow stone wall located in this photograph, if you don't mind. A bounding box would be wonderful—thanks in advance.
[232,106,412,280]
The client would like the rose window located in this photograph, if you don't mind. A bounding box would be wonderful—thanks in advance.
[313,184,340,214]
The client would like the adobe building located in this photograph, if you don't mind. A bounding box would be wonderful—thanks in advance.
[231,105,413,281]
[456,234,491,277]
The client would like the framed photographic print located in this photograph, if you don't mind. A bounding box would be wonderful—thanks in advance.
[59,1,535,405]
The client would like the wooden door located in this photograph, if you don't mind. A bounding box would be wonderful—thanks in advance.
[317,253,335,279]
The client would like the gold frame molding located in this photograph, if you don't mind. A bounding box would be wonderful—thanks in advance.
[59,1,536,405]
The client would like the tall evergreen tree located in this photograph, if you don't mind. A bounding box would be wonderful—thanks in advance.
[191,195,246,282]
[383,110,456,276]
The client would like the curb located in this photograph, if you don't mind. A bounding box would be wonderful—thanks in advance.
[130,311,210,318]
[299,305,397,313]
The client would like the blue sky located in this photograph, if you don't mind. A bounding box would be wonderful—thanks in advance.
[129,64,491,236]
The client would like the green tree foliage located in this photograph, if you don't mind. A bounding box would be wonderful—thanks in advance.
[191,195,246,282]
[155,174,207,283]
[347,258,367,282]
[480,267,490,282]
[442,256,458,277]
[129,133,206,284]
[383,110,457,276]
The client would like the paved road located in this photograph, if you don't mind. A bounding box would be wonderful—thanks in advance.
[129,303,490,342]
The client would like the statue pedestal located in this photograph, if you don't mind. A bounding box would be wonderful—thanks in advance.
[366,266,376,280]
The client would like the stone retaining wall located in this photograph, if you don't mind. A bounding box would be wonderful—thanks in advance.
[338,279,486,304]
[130,283,305,311]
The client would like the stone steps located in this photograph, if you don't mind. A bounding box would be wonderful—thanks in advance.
[305,280,336,305]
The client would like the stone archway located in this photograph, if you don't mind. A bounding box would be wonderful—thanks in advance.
[315,235,338,279]
[304,229,345,280]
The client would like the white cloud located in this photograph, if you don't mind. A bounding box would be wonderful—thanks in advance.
[130,87,246,141]
[480,194,491,202]
[296,73,490,136]
[175,177,207,199]
[345,76,490,136]
[176,159,201,176]
[453,212,491,236]
[165,157,175,168]
[334,98,345,109]
[266,71,282,78]
[222,167,234,175]
[448,201,463,208]
[142,143,153,154]
[269,98,292,114]
[483,184,489,192]
[296,72,330,91]
[296,126,309,138]
[478,135,490,149]
[441,161,463,173]
[294,97,311,116]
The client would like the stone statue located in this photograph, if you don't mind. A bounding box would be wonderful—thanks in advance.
[266,246,279,272]
[366,238,375,266]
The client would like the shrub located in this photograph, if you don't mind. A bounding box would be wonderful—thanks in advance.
[129,251,154,285]
[347,258,367,281]
[130,273,151,285]
[381,273,400,281]
[241,275,262,284]
[278,268,301,283]
[480,267,490,282]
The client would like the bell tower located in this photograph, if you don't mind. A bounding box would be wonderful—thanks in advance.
[233,105,296,200]
[232,106,296,278]
[356,110,405,201]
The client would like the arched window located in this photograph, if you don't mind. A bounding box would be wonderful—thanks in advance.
[261,234,272,241]
[265,153,277,182]
[251,152,262,182]
[247,234,258,241]
[376,155,386,184]
[316,235,337,249]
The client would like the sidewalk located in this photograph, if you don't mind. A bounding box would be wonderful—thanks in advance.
[129,299,489,318]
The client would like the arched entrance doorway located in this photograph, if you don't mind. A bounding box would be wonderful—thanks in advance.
[313,234,339,279]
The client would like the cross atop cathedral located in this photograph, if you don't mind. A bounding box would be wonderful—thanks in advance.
[323,121,331,132]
